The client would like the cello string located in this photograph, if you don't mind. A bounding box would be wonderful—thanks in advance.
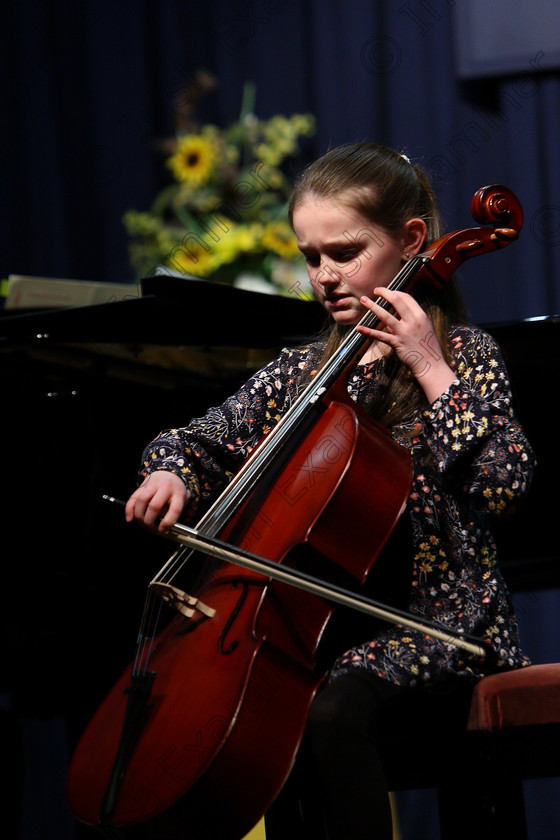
[154,546,191,586]
[133,588,165,675]
[133,590,156,675]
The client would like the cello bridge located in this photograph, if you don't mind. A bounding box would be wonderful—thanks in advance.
[150,582,216,619]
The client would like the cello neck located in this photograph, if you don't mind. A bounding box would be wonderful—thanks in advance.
[308,254,430,391]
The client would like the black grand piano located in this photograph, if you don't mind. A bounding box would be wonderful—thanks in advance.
[0,278,557,813]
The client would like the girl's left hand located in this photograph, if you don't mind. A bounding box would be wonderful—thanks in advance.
[357,287,457,402]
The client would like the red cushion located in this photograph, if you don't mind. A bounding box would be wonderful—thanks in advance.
[467,664,560,731]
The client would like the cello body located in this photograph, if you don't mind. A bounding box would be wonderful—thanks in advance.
[66,401,412,838]
[66,185,524,838]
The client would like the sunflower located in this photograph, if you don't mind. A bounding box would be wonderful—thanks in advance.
[167,133,215,187]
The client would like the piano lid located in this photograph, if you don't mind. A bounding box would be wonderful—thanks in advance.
[0,275,326,347]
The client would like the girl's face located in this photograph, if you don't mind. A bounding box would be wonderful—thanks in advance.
[292,198,424,326]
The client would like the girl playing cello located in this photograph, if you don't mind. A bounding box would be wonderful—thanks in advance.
[125,143,534,839]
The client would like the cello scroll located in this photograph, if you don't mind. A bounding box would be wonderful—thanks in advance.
[416,184,523,291]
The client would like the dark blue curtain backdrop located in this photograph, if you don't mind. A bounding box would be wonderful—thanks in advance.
[2,2,560,839]
[2,0,560,324]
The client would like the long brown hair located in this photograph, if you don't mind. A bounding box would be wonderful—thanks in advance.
[289,142,466,428]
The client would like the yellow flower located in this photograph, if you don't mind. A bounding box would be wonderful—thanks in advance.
[261,146,284,166]
[211,223,261,268]
[292,114,316,136]
[232,224,262,254]
[166,238,214,277]
[167,134,215,187]
[261,221,301,259]
[123,90,317,288]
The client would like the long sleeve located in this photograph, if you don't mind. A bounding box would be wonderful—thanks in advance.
[420,326,534,516]
[139,345,318,519]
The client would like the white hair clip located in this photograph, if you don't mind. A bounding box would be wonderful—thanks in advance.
[399,152,411,164]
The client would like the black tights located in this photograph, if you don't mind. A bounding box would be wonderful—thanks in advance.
[265,671,473,840]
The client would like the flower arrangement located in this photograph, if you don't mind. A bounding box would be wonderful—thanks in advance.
[123,79,316,297]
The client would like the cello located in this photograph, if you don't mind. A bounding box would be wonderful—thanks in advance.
[66,184,523,839]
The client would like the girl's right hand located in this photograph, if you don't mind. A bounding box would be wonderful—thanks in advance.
[125,471,191,533]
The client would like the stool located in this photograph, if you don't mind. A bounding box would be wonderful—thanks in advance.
[385,664,560,839]
[438,664,560,839]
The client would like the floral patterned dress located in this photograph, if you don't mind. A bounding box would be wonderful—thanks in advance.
[139,325,534,688]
